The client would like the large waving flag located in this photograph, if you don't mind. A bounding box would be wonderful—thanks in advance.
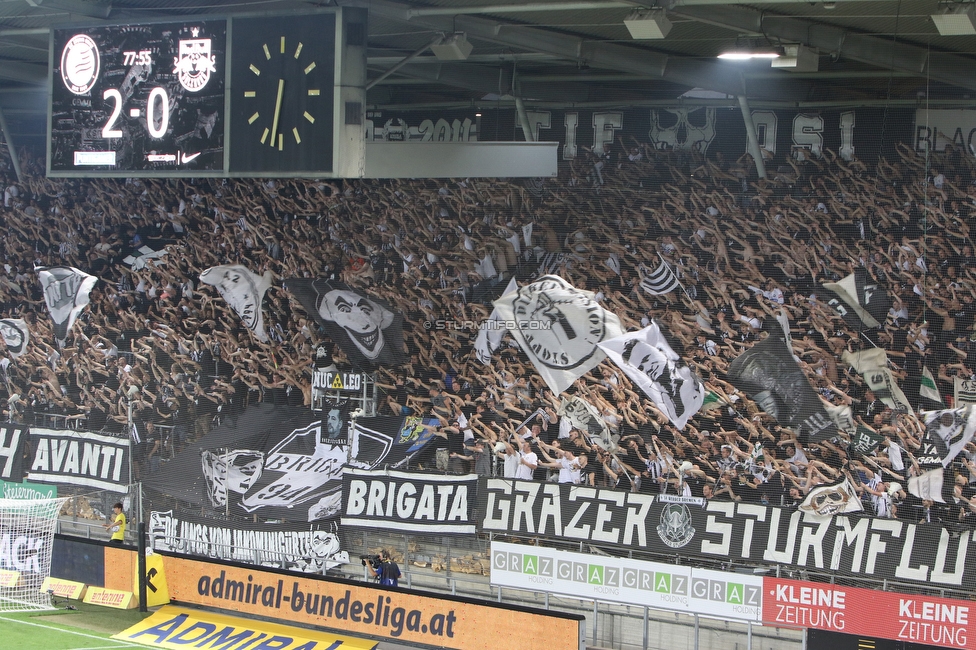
[286,278,405,369]
[818,269,890,330]
[37,266,97,347]
[200,265,272,343]
[728,326,837,444]
[916,405,976,469]
[493,275,623,394]
[842,348,913,414]
[598,321,704,429]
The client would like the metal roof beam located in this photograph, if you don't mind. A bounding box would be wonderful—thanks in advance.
[363,0,817,100]
[671,5,976,91]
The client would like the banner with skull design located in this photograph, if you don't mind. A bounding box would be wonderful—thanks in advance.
[200,265,272,343]
[728,325,837,445]
[598,321,705,430]
[37,266,98,348]
[0,318,29,358]
[799,477,864,517]
[285,278,405,370]
[493,275,624,395]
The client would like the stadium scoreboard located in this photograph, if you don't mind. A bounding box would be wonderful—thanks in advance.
[47,9,366,178]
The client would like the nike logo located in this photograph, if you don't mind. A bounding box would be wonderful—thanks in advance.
[180,151,201,164]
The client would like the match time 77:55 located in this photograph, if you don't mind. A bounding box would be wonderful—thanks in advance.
[122,50,152,66]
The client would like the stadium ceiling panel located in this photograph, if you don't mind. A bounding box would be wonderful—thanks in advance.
[0,0,973,146]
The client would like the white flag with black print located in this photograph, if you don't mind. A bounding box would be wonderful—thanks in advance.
[493,275,624,395]
[638,257,681,295]
[799,476,864,517]
[557,396,611,448]
[0,318,29,358]
[909,468,946,503]
[916,405,976,469]
[37,266,97,347]
[473,277,518,365]
[954,377,976,407]
[598,321,705,430]
[200,265,273,343]
[842,348,913,414]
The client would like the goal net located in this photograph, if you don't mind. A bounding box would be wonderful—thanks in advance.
[0,497,69,612]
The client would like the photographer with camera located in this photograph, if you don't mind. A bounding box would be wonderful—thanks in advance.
[364,550,401,587]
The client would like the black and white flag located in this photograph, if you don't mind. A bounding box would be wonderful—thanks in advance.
[842,348,913,414]
[27,428,130,492]
[728,326,837,444]
[0,318,29,358]
[916,406,976,469]
[493,275,624,395]
[473,277,517,365]
[200,265,272,343]
[818,268,891,330]
[37,266,97,347]
[638,257,681,295]
[598,322,705,429]
[557,396,612,447]
[285,278,405,369]
[954,377,976,407]
[799,477,864,517]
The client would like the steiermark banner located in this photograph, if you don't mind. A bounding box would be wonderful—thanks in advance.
[0,479,57,499]
[490,541,762,622]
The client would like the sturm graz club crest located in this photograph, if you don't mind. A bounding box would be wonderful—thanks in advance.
[173,27,216,92]
[656,503,695,549]
[61,33,100,95]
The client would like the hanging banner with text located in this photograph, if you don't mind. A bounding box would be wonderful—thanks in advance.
[27,428,130,492]
[763,577,976,649]
[477,478,976,590]
[341,468,479,535]
[491,541,762,622]
[148,510,348,575]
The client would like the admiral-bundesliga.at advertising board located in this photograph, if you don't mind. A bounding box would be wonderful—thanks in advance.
[477,478,976,589]
[161,554,585,650]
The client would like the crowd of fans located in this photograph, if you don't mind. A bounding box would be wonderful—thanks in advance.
[1,134,975,528]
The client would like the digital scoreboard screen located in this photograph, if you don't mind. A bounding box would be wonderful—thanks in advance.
[49,21,226,174]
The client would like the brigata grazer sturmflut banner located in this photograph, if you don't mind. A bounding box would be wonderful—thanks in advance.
[476,478,976,589]
[341,469,478,536]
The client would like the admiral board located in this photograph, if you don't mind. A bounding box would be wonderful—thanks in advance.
[47,9,366,178]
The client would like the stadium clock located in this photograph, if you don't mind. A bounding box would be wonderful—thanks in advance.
[228,13,336,174]
[49,21,227,175]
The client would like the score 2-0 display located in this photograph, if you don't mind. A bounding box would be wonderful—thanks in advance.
[49,21,226,173]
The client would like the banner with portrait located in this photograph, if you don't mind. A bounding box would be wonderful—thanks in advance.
[285,278,405,369]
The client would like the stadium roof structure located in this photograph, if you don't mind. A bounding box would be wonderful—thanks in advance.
[0,0,974,146]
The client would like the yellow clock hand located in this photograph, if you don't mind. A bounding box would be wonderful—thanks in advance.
[270,78,285,147]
